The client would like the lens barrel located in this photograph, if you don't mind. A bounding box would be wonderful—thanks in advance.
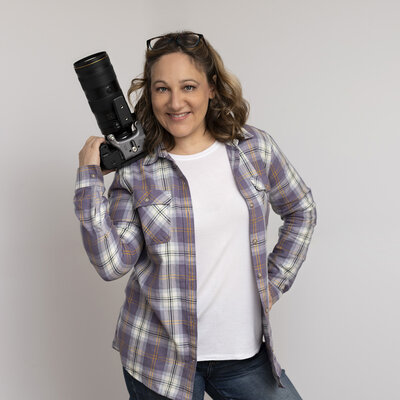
[74,52,130,137]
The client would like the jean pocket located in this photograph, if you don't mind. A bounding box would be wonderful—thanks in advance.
[221,345,267,378]
[243,344,268,371]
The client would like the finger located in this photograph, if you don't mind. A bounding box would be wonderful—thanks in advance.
[85,136,104,146]
[85,136,97,145]
[90,137,106,149]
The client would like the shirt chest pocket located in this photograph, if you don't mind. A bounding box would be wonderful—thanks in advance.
[250,175,269,206]
[133,188,172,246]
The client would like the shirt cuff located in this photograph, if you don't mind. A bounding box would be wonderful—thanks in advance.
[75,165,104,190]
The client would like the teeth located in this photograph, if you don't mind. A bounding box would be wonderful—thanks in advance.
[170,113,188,117]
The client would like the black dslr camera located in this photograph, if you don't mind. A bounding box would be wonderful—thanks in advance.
[74,52,146,170]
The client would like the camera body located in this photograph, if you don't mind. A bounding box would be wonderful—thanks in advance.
[74,52,146,170]
[99,118,145,170]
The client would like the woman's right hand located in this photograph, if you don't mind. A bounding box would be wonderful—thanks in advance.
[78,136,114,175]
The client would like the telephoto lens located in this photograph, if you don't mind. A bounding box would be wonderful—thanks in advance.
[74,52,131,140]
[74,51,146,170]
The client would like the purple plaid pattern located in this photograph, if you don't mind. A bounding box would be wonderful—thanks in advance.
[74,125,316,400]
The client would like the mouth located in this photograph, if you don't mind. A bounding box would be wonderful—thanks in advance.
[167,112,190,121]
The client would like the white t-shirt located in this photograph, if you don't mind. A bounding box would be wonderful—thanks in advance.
[169,141,263,361]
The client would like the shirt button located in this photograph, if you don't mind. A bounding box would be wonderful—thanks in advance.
[249,202,254,208]
[252,239,257,245]
[258,273,262,278]
[144,197,149,202]
[91,174,96,178]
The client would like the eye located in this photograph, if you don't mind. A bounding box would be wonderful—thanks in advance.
[184,85,196,92]
[155,87,168,93]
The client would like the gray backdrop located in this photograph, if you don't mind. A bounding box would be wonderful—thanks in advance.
[1,0,399,399]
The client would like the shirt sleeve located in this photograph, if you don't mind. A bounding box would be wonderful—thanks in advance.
[73,165,144,281]
[266,135,317,305]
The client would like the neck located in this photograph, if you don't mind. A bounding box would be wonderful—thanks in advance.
[169,131,215,155]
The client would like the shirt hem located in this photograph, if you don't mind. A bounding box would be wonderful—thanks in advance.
[196,342,262,362]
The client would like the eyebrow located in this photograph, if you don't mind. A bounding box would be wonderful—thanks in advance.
[152,79,200,85]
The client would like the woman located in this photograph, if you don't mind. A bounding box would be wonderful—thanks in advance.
[74,31,316,400]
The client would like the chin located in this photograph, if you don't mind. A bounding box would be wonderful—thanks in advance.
[167,127,192,139]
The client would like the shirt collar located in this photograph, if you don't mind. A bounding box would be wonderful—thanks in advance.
[143,126,253,166]
[143,142,171,166]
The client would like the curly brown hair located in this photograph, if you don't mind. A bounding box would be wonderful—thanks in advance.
[128,31,249,153]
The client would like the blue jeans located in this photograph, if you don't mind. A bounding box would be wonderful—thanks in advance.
[122,344,302,399]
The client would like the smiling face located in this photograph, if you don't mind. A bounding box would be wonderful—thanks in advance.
[150,52,215,153]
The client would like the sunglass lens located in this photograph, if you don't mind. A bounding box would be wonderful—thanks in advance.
[148,36,172,50]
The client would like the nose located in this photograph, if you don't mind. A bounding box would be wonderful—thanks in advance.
[168,89,185,111]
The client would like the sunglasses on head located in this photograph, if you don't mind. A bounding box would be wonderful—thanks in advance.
[146,33,204,51]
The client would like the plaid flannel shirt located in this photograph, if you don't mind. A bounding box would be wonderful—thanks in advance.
[74,125,316,400]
